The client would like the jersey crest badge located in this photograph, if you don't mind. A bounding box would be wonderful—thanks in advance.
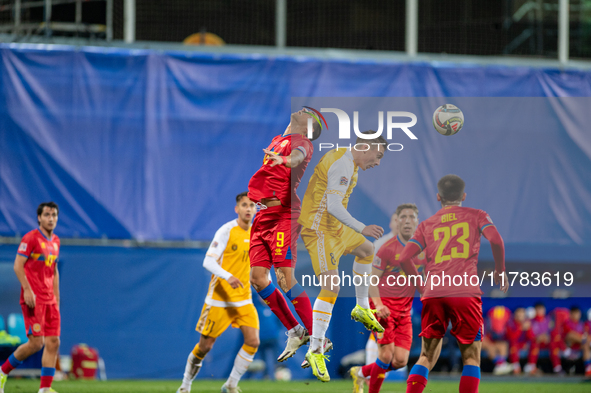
[280,140,289,147]
[340,176,349,186]
[231,244,237,251]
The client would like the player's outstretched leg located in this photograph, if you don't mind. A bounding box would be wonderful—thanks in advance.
[222,344,258,393]
[177,345,208,393]
[0,353,24,393]
[349,244,384,333]
[350,366,365,393]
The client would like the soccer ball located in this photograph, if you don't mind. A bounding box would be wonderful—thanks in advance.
[432,104,464,135]
[274,367,292,381]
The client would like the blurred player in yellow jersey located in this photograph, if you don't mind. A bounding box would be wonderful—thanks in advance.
[299,131,388,382]
[177,192,259,393]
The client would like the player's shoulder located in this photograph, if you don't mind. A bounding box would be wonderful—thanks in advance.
[325,148,353,167]
[459,206,488,216]
[377,236,399,256]
[22,229,40,242]
[215,219,239,237]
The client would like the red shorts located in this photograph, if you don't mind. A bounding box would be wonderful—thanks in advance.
[420,297,483,344]
[21,303,61,337]
[250,205,300,269]
[373,312,413,350]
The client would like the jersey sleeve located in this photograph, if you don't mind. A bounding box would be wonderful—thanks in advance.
[408,222,426,251]
[326,155,353,196]
[292,135,313,160]
[206,223,231,260]
[17,232,34,258]
[373,245,392,271]
[478,210,495,233]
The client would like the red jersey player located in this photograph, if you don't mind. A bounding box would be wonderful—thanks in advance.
[248,108,324,362]
[397,175,508,393]
[351,204,424,393]
[1,202,61,393]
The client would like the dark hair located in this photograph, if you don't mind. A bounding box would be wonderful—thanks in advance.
[437,174,465,203]
[37,201,59,225]
[395,203,419,217]
[570,306,581,313]
[236,192,249,204]
[355,130,387,149]
[310,120,322,141]
[534,302,545,309]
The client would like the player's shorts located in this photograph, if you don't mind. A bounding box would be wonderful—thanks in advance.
[196,303,259,338]
[301,225,366,276]
[420,297,483,345]
[250,205,300,269]
[372,309,412,350]
[21,302,61,337]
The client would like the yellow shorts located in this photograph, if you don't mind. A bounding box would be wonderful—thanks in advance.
[301,225,366,276]
[195,303,259,338]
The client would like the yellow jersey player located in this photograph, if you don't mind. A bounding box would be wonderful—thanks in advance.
[298,131,388,382]
[177,192,259,393]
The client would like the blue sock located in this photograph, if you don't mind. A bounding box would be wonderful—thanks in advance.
[41,367,55,377]
[585,359,591,366]
[376,358,389,370]
[257,282,276,299]
[8,353,23,368]
[409,364,429,379]
[285,283,304,301]
[462,365,481,378]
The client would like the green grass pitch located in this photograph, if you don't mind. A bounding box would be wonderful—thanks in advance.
[4,379,591,393]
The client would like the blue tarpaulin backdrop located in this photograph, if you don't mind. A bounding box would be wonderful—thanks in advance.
[1,44,591,379]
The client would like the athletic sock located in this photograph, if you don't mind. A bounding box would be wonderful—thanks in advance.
[39,367,55,389]
[459,365,480,393]
[353,255,373,309]
[1,353,23,375]
[368,358,389,393]
[180,346,206,390]
[361,363,374,378]
[226,344,257,388]
[493,355,505,365]
[584,359,591,373]
[257,283,298,330]
[406,364,428,393]
[311,289,336,352]
[286,284,314,335]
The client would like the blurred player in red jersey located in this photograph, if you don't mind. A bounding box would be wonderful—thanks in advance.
[524,303,562,374]
[1,202,61,393]
[481,306,513,375]
[397,174,508,393]
[350,204,423,393]
[584,308,591,378]
[506,307,533,374]
[248,108,323,362]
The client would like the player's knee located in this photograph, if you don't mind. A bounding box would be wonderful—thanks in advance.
[245,337,260,349]
[27,336,45,352]
[46,336,60,350]
[357,241,374,259]
[392,356,408,369]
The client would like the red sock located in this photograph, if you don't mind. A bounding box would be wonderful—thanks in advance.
[291,291,313,334]
[40,376,54,389]
[258,284,298,330]
[406,374,427,393]
[369,360,389,393]
[1,353,23,374]
[459,365,480,393]
[40,367,56,389]
[361,363,374,378]
[459,376,479,393]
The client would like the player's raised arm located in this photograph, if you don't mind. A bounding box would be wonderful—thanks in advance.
[398,242,422,280]
[324,156,383,239]
[482,224,508,293]
[203,225,243,289]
